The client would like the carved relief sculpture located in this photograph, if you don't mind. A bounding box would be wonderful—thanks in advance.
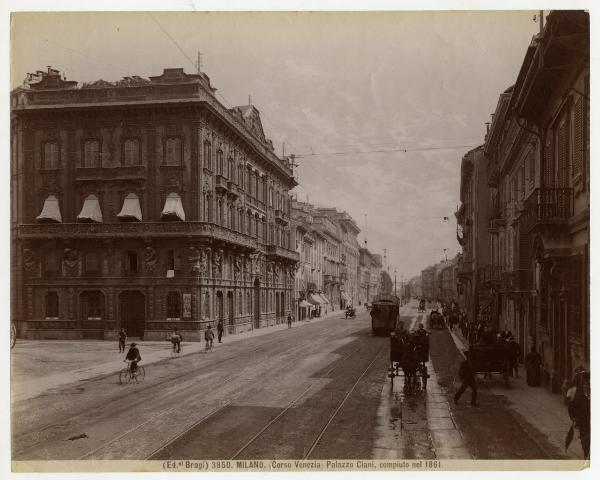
[144,246,157,274]
[62,248,79,275]
[23,248,38,274]
[188,246,202,276]
[212,249,222,277]
[233,256,242,279]
[199,249,209,277]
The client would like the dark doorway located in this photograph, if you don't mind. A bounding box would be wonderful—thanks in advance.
[254,278,261,328]
[119,291,145,338]
[216,291,224,321]
[227,291,234,326]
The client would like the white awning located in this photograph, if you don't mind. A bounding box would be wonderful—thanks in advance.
[298,300,313,308]
[77,194,103,223]
[161,192,185,221]
[341,292,352,303]
[117,193,142,221]
[36,195,62,223]
[308,294,323,305]
[319,294,331,304]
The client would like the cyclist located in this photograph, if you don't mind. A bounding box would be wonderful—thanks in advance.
[124,342,141,374]
[170,329,182,354]
[204,325,215,351]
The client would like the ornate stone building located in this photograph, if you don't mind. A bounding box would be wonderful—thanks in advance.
[11,67,298,340]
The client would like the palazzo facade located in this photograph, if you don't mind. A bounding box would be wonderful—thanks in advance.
[11,67,298,341]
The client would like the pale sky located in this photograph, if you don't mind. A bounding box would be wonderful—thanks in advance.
[11,11,540,278]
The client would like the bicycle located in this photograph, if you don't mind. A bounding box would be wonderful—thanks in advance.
[119,361,145,384]
[204,340,214,353]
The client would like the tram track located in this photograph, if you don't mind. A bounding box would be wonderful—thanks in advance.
[14,316,366,460]
[147,336,385,460]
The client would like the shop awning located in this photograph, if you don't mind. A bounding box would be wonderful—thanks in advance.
[341,292,352,303]
[36,195,62,223]
[117,193,142,221]
[298,300,313,308]
[308,294,323,305]
[77,194,103,223]
[317,294,330,304]
[161,192,185,221]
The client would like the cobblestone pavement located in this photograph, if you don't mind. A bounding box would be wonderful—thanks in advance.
[11,303,580,461]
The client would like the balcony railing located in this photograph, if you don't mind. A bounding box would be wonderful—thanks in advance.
[215,174,229,194]
[18,221,259,250]
[477,264,503,285]
[501,269,533,292]
[274,209,288,226]
[521,188,573,233]
[266,243,299,263]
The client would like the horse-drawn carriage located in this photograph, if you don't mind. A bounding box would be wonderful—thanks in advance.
[389,330,430,392]
[429,310,445,329]
[468,343,510,387]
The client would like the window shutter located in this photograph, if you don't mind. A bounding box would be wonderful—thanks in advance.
[543,137,554,187]
[573,97,583,179]
[557,121,568,188]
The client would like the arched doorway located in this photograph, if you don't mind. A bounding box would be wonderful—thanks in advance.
[216,291,224,322]
[275,292,280,323]
[227,291,234,326]
[254,278,261,328]
[119,291,145,338]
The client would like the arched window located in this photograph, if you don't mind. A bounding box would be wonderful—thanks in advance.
[81,291,104,320]
[238,164,244,186]
[246,166,253,195]
[166,291,181,319]
[43,142,60,169]
[247,212,252,234]
[217,149,224,175]
[45,291,59,318]
[123,138,141,166]
[228,157,234,179]
[217,199,223,225]
[255,173,260,200]
[83,140,100,168]
[229,204,234,229]
[203,141,212,170]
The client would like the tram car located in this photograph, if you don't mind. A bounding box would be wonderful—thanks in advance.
[370,293,400,335]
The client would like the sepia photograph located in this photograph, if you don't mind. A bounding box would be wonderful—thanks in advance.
[5,3,593,474]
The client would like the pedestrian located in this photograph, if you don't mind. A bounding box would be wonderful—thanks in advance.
[506,336,520,377]
[287,314,292,328]
[204,324,215,350]
[118,327,127,353]
[525,346,542,386]
[171,329,182,353]
[566,368,590,459]
[454,350,478,407]
[217,320,224,343]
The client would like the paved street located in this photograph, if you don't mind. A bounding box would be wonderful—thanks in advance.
[11,302,576,461]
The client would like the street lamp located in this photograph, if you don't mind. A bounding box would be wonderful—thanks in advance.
[394,269,397,296]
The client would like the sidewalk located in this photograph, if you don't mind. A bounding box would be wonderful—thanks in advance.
[447,325,584,459]
[11,309,346,403]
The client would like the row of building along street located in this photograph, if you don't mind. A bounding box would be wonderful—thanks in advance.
[411,10,589,396]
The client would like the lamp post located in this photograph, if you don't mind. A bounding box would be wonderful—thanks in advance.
[394,269,397,296]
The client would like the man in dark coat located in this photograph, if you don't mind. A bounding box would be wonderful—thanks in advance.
[567,369,590,459]
[217,320,224,343]
[454,351,478,406]
[125,342,141,374]
[525,346,542,386]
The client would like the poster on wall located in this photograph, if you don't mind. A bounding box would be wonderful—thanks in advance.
[182,293,191,318]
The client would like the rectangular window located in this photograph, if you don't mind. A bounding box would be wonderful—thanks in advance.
[43,142,59,169]
[127,251,138,274]
[572,97,584,180]
[167,250,175,271]
[166,291,181,319]
[45,292,59,318]
[165,137,182,166]
[83,140,100,168]
[123,139,141,166]
[85,252,101,274]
